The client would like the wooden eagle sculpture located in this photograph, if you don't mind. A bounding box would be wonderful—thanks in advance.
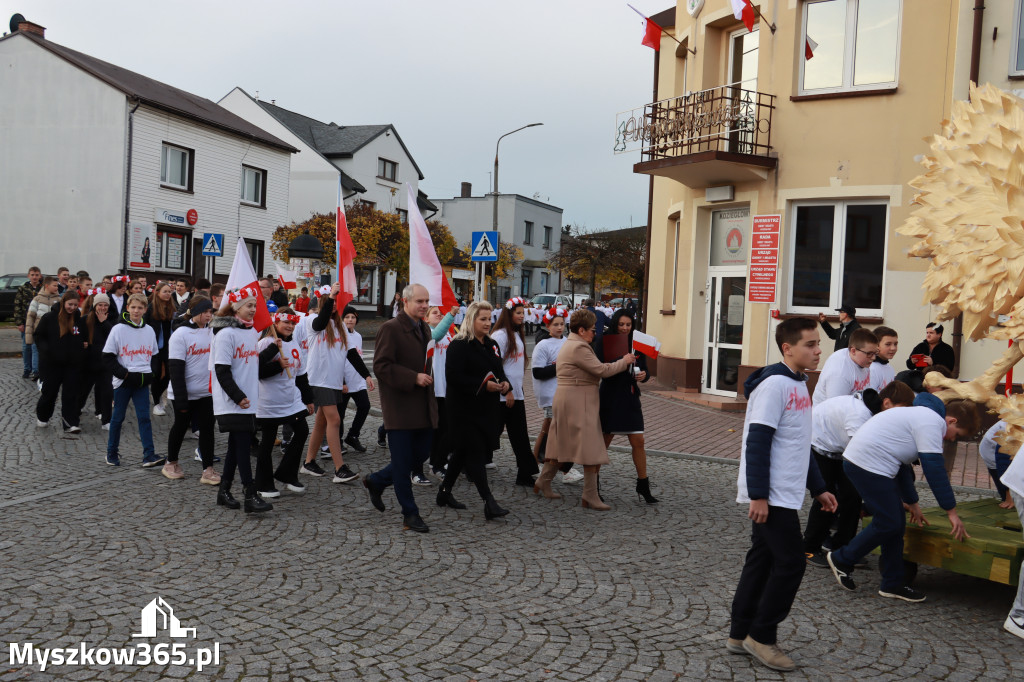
[898,83,1024,454]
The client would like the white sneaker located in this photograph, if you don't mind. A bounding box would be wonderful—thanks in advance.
[95,414,102,420]
[36,419,48,428]
[189,430,200,440]
[152,404,166,416]
[194,448,202,462]
[1005,615,1024,640]
[101,423,110,431]
[561,468,584,484]
[485,462,497,469]
[37,380,43,391]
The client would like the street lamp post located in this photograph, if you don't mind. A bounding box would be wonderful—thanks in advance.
[485,122,542,302]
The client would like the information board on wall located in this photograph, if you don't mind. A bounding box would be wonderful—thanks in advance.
[748,215,781,303]
[128,222,156,270]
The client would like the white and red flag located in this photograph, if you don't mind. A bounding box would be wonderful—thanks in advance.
[424,339,436,372]
[632,330,662,358]
[335,178,358,313]
[226,237,272,332]
[628,4,662,51]
[275,263,297,290]
[731,0,756,33]
[804,35,818,60]
[407,182,458,308]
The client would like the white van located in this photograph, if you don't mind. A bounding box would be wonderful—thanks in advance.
[530,293,573,309]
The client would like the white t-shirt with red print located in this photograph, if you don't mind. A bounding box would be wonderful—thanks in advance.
[256,335,306,418]
[210,326,260,416]
[491,328,526,401]
[102,322,158,389]
[813,349,871,405]
[167,325,212,401]
[306,319,349,391]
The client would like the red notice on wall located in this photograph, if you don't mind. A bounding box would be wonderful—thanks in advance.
[748,215,781,303]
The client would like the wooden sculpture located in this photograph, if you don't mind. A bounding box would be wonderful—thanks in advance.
[897,83,1024,454]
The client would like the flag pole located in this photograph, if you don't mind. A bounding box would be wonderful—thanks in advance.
[626,3,685,47]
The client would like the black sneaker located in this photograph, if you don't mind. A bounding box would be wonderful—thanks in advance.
[377,432,387,448]
[826,551,856,591]
[344,435,367,453]
[258,487,281,499]
[333,464,359,484]
[364,475,385,511]
[878,585,926,602]
[299,460,326,477]
[806,551,829,568]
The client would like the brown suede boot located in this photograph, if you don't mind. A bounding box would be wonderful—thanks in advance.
[581,467,610,510]
[533,459,562,499]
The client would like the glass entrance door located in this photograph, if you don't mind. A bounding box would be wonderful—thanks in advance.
[704,272,747,396]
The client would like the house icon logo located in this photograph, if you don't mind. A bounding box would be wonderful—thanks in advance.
[132,597,197,639]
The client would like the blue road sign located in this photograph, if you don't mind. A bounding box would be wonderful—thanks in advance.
[201,233,224,257]
[471,231,499,262]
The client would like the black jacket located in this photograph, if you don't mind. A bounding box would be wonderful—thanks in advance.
[34,308,87,367]
[144,306,174,353]
[906,339,956,372]
[819,318,862,353]
[83,315,115,371]
[445,335,509,448]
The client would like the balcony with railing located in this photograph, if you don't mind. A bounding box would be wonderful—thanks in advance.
[617,83,777,187]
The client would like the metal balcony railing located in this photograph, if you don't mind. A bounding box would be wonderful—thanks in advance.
[622,83,776,162]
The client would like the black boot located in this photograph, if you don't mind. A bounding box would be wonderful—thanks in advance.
[243,483,273,513]
[436,488,467,510]
[636,477,658,504]
[484,495,509,520]
[217,481,240,509]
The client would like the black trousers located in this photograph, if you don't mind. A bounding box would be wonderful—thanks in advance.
[442,426,493,501]
[429,397,451,471]
[339,389,370,439]
[803,451,862,553]
[36,363,80,427]
[221,431,254,487]
[255,413,310,490]
[168,397,214,466]
[78,367,113,425]
[730,507,806,645]
[150,348,170,405]
[493,399,539,477]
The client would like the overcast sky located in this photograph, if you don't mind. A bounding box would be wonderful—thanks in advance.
[5,0,661,231]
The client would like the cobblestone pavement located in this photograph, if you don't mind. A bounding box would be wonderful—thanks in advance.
[2,357,1023,681]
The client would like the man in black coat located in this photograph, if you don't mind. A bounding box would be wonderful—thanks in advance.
[905,322,956,372]
[818,304,862,353]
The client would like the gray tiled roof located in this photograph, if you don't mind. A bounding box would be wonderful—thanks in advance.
[256,100,424,180]
[4,31,297,153]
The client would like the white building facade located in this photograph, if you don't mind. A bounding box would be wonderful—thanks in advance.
[0,28,295,283]
[218,88,431,311]
[432,185,563,302]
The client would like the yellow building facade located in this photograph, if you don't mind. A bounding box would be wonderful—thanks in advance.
[629,0,1024,397]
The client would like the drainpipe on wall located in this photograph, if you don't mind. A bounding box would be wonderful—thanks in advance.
[951,0,985,378]
[122,99,141,274]
[640,49,659,334]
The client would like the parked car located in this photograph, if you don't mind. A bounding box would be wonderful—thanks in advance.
[0,274,30,322]
[530,293,573,309]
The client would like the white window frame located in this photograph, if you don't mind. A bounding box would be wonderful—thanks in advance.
[786,198,889,317]
[1011,0,1024,76]
[798,0,902,96]
[240,166,265,206]
[160,143,190,189]
[671,219,681,310]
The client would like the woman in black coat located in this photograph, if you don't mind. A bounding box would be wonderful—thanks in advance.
[599,309,657,504]
[79,292,115,428]
[35,290,88,432]
[439,300,512,520]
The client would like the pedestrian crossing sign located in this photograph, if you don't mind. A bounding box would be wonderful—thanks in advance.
[201,233,223,257]
[471,231,499,262]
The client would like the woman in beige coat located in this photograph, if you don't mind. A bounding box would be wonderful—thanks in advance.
[537,309,634,510]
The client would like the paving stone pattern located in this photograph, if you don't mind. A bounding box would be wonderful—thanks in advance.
[1,358,1022,680]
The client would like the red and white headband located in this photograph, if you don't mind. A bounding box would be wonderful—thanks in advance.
[314,285,332,298]
[543,306,567,325]
[274,312,301,324]
[227,286,258,305]
[86,287,107,296]
[505,296,527,310]
[111,275,130,284]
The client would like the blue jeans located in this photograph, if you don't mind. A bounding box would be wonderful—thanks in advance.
[832,461,907,592]
[21,332,38,374]
[369,428,433,516]
[107,382,156,462]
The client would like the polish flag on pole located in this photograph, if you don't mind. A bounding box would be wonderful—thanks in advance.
[628,4,662,51]
[335,178,358,313]
[804,35,818,60]
[632,330,662,358]
[407,182,458,308]
[275,263,297,290]
[226,237,272,332]
[424,339,436,372]
[731,0,756,32]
